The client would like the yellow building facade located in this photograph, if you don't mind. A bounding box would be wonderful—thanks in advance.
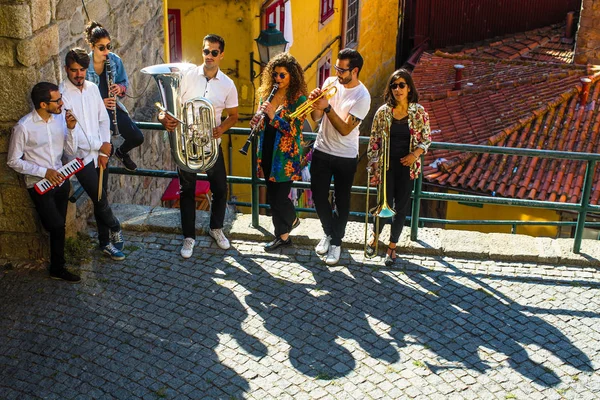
[162,0,400,206]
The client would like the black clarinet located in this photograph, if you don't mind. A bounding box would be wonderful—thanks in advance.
[105,59,119,137]
[240,84,279,156]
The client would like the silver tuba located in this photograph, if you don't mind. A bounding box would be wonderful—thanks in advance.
[141,63,219,173]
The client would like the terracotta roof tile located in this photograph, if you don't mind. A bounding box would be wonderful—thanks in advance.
[442,24,574,64]
[416,45,600,205]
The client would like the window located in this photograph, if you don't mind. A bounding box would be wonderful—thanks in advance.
[168,9,182,62]
[320,0,334,23]
[345,0,359,48]
[265,0,286,33]
[317,54,332,88]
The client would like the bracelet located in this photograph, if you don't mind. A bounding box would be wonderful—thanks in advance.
[324,105,332,114]
[99,152,109,158]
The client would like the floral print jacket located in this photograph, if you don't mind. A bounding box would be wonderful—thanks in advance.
[257,95,307,182]
[367,102,431,181]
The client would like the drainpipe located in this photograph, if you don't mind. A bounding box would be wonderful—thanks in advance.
[580,77,591,107]
[453,64,464,90]
[565,11,575,39]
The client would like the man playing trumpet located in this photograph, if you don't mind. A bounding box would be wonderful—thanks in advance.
[308,48,371,265]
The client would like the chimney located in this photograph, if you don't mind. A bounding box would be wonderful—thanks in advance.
[565,11,575,39]
[453,64,465,90]
[580,77,592,107]
[575,1,600,64]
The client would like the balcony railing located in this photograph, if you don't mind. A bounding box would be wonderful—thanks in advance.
[71,123,600,254]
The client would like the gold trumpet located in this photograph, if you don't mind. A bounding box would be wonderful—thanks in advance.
[364,129,396,259]
[288,81,338,119]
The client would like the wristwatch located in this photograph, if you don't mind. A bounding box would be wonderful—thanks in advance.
[324,105,332,114]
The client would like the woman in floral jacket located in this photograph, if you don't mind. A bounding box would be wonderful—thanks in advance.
[251,53,307,251]
[366,69,431,266]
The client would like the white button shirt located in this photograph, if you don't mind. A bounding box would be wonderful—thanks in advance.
[180,65,238,145]
[7,109,76,188]
[59,79,110,167]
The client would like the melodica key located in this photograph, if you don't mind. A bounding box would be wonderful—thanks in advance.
[35,158,84,195]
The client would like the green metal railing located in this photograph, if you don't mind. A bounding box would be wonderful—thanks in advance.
[76,123,598,254]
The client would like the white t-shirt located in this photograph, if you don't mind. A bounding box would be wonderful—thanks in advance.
[180,65,238,145]
[313,76,371,158]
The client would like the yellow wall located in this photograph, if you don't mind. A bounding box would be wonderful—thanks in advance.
[356,0,399,108]
[165,0,400,207]
[445,191,560,237]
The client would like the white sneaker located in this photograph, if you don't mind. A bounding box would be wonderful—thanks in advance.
[315,235,332,255]
[209,228,230,250]
[180,238,195,259]
[326,245,341,265]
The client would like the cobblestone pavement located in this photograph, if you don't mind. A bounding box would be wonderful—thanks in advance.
[1,231,599,400]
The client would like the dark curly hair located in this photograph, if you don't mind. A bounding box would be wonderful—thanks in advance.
[84,20,110,46]
[383,68,419,107]
[257,52,307,104]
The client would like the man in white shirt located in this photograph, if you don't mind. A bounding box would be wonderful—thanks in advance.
[7,82,80,282]
[159,34,239,258]
[60,48,125,261]
[308,48,371,265]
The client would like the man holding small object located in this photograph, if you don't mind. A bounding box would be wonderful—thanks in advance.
[7,82,80,282]
[60,48,126,261]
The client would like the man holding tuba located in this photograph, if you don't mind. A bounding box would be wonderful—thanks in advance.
[159,34,239,258]
[308,48,371,265]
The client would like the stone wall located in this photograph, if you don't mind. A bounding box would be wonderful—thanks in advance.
[0,0,169,265]
[574,0,600,64]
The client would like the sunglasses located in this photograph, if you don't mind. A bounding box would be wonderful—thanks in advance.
[334,65,351,73]
[47,96,63,103]
[203,49,220,57]
[272,72,287,80]
[96,43,112,51]
[390,82,408,90]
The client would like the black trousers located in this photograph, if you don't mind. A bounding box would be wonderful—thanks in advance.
[372,159,412,243]
[179,145,227,239]
[110,108,144,154]
[263,162,295,238]
[75,161,121,247]
[310,149,358,246]
[28,181,70,272]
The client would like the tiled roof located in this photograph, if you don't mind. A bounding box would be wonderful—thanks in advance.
[442,23,575,64]
[414,50,600,205]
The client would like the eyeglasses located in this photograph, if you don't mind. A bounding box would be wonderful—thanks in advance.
[96,43,112,51]
[47,96,63,103]
[334,65,351,73]
[203,49,220,57]
[272,72,287,80]
[390,82,408,90]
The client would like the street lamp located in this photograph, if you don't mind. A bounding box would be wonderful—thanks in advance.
[250,23,288,80]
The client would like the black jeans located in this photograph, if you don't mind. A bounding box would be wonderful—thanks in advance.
[263,160,295,237]
[372,159,412,243]
[179,145,227,239]
[75,161,121,247]
[310,149,358,246]
[110,108,144,154]
[28,181,70,272]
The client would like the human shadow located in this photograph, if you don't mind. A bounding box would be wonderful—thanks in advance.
[223,248,594,386]
[0,244,266,399]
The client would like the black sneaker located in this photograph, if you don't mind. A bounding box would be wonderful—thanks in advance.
[115,148,137,171]
[50,269,81,283]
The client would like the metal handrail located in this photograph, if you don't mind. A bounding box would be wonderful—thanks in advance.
[73,123,598,254]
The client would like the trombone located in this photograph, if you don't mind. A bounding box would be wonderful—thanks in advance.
[288,81,338,119]
[364,129,396,259]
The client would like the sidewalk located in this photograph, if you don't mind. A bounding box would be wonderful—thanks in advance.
[111,204,600,267]
[1,227,599,399]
